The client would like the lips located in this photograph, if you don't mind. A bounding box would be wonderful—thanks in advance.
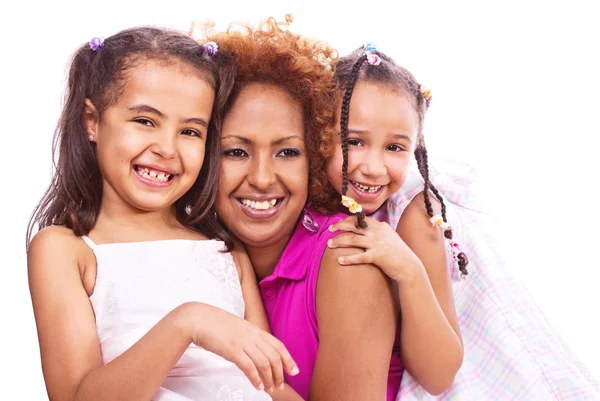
[348,180,386,203]
[235,196,284,219]
[350,180,382,193]
[133,164,178,187]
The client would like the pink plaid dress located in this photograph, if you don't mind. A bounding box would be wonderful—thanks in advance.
[372,159,600,400]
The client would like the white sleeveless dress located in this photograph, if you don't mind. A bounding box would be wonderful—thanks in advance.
[82,236,271,401]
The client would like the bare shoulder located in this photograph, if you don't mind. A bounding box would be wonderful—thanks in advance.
[319,240,393,302]
[29,225,83,263]
[398,191,444,242]
[28,225,95,295]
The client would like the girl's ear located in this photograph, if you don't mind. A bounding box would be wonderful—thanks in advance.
[84,98,100,141]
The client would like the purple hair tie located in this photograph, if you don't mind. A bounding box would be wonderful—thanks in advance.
[204,41,218,57]
[90,37,104,52]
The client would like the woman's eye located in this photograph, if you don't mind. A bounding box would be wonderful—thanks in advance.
[348,139,362,147]
[276,148,301,158]
[223,148,248,158]
[135,118,154,127]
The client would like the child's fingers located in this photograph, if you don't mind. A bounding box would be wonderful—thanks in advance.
[234,351,264,391]
[328,216,366,234]
[262,333,300,377]
[337,251,373,266]
[256,340,285,390]
[244,346,275,393]
[327,233,369,250]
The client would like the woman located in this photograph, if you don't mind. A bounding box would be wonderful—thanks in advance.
[206,17,402,401]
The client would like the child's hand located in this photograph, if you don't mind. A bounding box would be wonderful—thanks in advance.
[179,302,299,394]
[327,215,425,283]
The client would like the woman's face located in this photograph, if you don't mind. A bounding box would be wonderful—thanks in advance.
[215,83,308,249]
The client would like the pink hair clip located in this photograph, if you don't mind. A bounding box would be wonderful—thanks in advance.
[364,43,381,66]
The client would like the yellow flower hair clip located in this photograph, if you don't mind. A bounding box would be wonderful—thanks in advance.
[341,195,363,214]
[420,85,432,101]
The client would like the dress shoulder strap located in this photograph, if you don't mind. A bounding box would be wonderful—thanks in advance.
[81,235,97,250]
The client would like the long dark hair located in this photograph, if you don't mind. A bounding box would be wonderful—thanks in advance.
[27,27,235,248]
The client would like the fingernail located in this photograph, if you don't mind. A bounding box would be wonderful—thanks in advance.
[268,387,274,393]
[291,366,300,375]
[258,383,265,391]
[328,225,334,232]
[280,383,285,390]
[338,257,345,264]
[327,239,332,247]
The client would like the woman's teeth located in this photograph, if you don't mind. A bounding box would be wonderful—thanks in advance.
[136,166,172,182]
[351,181,382,193]
[240,199,277,210]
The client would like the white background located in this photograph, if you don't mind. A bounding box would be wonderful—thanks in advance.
[1,0,598,398]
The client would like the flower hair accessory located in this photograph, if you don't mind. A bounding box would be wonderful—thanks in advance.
[430,214,466,278]
[204,41,218,57]
[341,195,362,214]
[363,42,381,66]
[89,37,104,52]
[429,214,450,230]
[420,85,432,101]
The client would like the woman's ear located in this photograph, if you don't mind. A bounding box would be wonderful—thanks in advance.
[84,98,99,142]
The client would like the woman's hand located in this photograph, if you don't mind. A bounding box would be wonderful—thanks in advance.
[327,215,425,283]
[179,302,299,394]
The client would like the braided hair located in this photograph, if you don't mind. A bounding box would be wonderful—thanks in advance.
[334,46,469,277]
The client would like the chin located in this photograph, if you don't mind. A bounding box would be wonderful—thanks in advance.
[237,228,288,248]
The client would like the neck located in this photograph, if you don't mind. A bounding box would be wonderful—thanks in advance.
[244,237,291,281]
[95,189,179,238]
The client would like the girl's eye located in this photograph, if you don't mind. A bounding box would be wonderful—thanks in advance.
[181,129,201,137]
[387,144,405,152]
[135,118,154,127]
[276,148,301,158]
[222,148,248,158]
[348,139,363,147]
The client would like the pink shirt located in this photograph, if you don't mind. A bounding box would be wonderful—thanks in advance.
[259,209,403,400]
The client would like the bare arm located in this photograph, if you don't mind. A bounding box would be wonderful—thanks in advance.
[309,240,398,401]
[29,227,298,401]
[327,194,463,395]
[395,193,463,394]
[28,226,193,401]
[233,244,304,401]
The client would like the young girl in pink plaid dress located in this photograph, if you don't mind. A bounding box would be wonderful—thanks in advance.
[325,44,600,400]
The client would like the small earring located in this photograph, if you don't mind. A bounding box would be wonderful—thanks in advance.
[88,135,94,142]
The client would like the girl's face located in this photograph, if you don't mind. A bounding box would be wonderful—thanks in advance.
[326,82,419,214]
[215,83,308,249]
[85,60,215,214]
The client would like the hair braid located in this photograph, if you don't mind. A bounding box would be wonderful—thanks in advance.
[415,146,469,277]
[340,55,368,228]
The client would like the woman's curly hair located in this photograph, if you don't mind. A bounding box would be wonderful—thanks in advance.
[202,16,339,214]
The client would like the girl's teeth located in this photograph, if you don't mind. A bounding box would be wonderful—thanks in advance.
[352,181,382,193]
[241,199,278,210]
[136,166,172,182]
